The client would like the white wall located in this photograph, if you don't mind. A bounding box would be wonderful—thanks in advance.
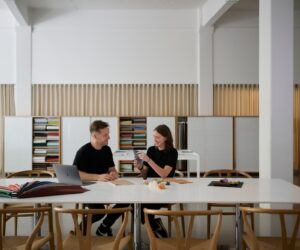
[213,11,259,84]
[31,9,198,84]
[213,10,300,84]
[0,10,15,84]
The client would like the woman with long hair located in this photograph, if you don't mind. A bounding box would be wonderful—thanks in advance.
[134,124,178,238]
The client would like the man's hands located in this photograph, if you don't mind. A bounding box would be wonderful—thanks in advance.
[97,170,119,181]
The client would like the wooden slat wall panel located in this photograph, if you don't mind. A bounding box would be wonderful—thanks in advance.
[214,84,300,171]
[32,84,198,117]
[213,84,259,116]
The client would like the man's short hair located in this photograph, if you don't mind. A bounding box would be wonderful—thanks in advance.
[90,120,109,134]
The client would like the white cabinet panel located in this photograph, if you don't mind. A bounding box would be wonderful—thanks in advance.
[91,117,118,152]
[188,117,233,172]
[62,117,90,165]
[235,117,259,172]
[146,117,176,148]
[4,117,32,172]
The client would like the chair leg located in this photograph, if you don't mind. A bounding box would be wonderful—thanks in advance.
[49,234,55,250]
[2,214,6,236]
[168,215,172,237]
[207,204,211,239]
[14,214,18,236]
[128,235,133,250]
[179,203,185,237]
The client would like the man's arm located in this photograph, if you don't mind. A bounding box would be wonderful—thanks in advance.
[108,166,119,180]
[79,170,112,181]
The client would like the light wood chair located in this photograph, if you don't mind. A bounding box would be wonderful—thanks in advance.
[144,208,222,250]
[0,205,55,250]
[241,207,300,250]
[203,169,254,238]
[6,170,55,178]
[54,206,133,250]
[3,170,55,236]
[161,169,186,237]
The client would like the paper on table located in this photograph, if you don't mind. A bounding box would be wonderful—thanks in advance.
[110,179,134,186]
[164,178,193,184]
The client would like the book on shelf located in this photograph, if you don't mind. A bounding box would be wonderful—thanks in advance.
[34,149,47,154]
[46,125,59,130]
[132,118,146,122]
[133,141,146,146]
[120,120,132,125]
[33,118,48,124]
[47,141,59,146]
[47,135,59,140]
[33,156,46,163]
[34,125,46,130]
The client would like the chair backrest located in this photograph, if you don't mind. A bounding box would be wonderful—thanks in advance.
[6,170,55,178]
[241,207,300,250]
[0,205,54,249]
[54,206,132,250]
[144,208,222,250]
[175,170,184,177]
[203,169,252,178]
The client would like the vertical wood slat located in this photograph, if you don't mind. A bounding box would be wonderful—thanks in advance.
[213,84,259,116]
[31,84,198,117]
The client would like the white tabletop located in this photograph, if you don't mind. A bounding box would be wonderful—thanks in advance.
[1,177,300,205]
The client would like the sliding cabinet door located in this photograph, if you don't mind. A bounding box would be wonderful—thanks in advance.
[4,117,32,172]
[61,117,90,165]
[235,117,259,172]
[188,117,233,173]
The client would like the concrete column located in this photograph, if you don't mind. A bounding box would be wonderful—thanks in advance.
[259,0,293,182]
[198,20,214,116]
[15,25,31,115]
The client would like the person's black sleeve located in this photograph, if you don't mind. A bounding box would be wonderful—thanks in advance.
[107,146,115,168]
[73,148,87,172]
[165,148,178,169]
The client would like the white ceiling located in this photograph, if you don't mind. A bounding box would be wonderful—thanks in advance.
[17,0,206,10]
[1,0,299,13]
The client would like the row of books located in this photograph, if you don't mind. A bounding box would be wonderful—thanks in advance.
[34,135,59,140]
[33,141,59,146]
[34,148,59,154]
[34,125,59,131]
[33,117,60,125]
[33,156,59,163]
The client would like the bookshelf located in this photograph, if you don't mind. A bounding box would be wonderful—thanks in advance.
[119,117,147,173]
[32,117,61,170]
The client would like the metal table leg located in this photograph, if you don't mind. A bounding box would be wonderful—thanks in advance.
[235,204,242,250]
[134,203,141,250]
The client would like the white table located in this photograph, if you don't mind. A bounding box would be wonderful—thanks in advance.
[113,149,201,178]
[1,177,300,249]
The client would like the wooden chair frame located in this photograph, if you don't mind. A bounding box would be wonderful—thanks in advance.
[144,208,222,250]
[54,206,133,250]
[241,207,300,250]
[162,170,186,237]
[0,206,54,250]
[3,170,55,236]
[203,169,254,238]
[6,170,55,178]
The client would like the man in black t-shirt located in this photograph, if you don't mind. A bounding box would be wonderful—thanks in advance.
[73,120,128,236]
